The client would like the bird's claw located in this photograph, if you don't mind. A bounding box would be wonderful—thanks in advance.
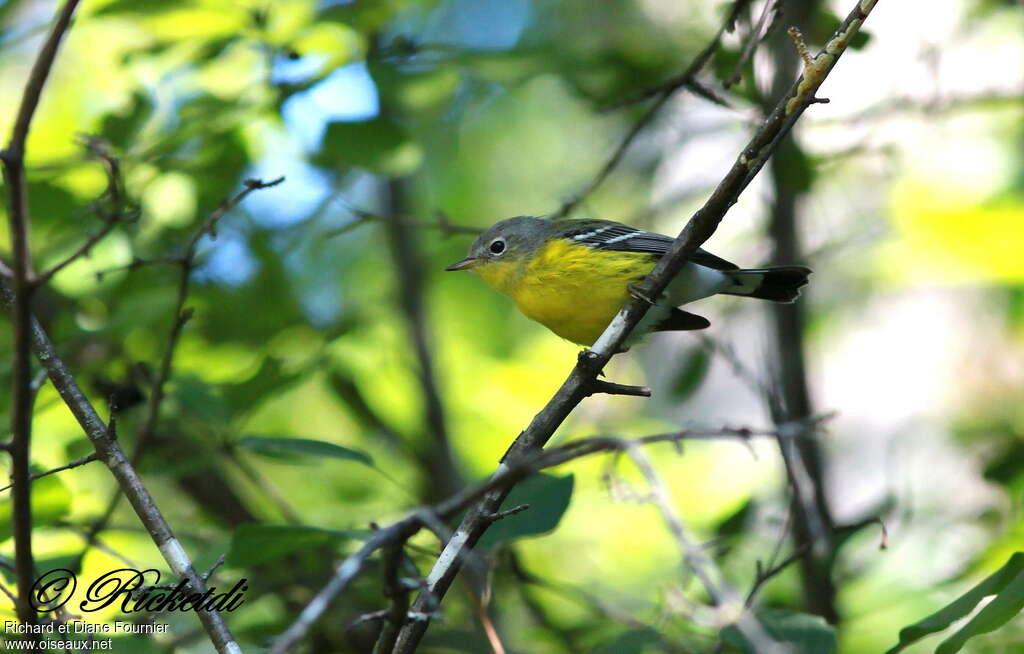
[627,283,656,305]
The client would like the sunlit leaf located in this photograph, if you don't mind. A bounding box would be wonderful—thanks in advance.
[95,0,195,16]
[290,22,362,72]
[0,474,73,542]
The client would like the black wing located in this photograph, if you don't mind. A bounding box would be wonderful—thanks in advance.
[556,219,738,270]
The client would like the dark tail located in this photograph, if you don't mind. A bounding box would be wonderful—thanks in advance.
[654,308,711,332]
[720,266,811,303]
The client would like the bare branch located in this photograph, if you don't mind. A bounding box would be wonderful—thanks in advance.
[486,504,529,522]
[0,177,283,654]
[34,138,135,286]
[142,176,285,457]
[0,453,99,493]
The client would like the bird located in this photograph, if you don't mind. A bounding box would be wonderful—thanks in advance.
[446,216,811,346]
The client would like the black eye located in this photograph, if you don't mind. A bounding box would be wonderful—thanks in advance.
[489,239,506,255]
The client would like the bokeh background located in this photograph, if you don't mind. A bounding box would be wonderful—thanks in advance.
[1,0,1023,652]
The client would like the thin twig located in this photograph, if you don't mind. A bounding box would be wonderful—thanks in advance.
[604,0,752,109]
[554,0,752,218]
[135,176,285,461]
[744,545,809,608]
[0,453,99,493]
[588,379,652,398]
[725,0,780,88]
[35,138,134,286]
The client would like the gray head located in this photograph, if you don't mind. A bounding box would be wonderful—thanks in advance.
[445,216,550,271]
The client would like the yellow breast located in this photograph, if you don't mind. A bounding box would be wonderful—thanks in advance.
[476,239,656,345]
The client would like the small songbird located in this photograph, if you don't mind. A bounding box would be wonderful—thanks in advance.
[446,216,811,346]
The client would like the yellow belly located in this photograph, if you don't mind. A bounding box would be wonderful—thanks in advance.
[507,239,657,345]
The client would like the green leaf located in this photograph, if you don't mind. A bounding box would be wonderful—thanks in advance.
[313,118,422,175]
[593,627,661,654]
[478,473,574,548]
[886,552,1024,653]
[95,0,195,16]
[238,436,374,467]
[227,524,353,567]
[937,569,1024,653]
[99,90,154,148]
[722,610,836,654]
[715,499,754,541]
[222,358,303,415]
[775,140,815,195]
[172,375,230,425]
[671,346,711,400]
[0,474,72,542]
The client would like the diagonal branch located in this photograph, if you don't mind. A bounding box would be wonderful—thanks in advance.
[0,286,245,654]
[0,175,278,652]
[391,2,880,651]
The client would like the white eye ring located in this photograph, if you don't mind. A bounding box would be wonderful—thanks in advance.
[489,238,506,255]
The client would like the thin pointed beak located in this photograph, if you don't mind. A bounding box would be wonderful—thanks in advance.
[445,257,481,271]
